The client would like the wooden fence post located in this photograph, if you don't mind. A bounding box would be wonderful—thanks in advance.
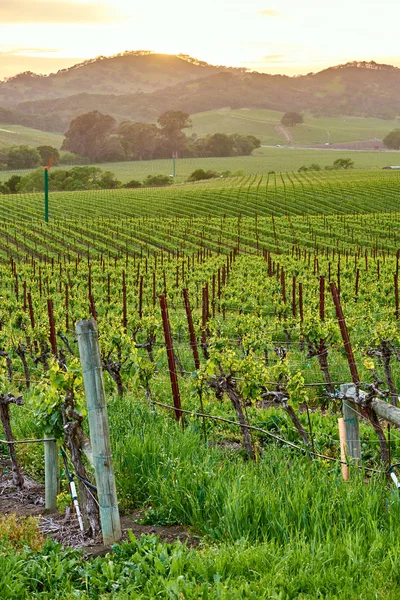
[330,282,360,385]
[183,288,200,370]
[76,319,121,545]
[159,294,182,422]
[44,431,59,511]
[340,384,362,467]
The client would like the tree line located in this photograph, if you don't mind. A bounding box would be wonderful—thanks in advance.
[0,165,245,194]
[0,144,85,171]
[61,110,261,162]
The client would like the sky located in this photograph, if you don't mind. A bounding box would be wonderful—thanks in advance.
[1,0,400,79]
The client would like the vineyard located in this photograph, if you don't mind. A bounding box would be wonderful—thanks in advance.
[2,170,400,598]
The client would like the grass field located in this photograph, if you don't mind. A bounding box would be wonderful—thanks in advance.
[2,146,400,185]
[190,108,400,145]
[0,123,64,150]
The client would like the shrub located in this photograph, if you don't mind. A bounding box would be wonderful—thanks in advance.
[187,169,220,182]
[332,158,354,170]
[7,145,41,169]
[124,179,142,188]
[59,151,88,165]
[299,163,322,172]
[0,514,44,552]
[143,174,173,187]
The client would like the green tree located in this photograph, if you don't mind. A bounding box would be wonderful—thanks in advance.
[383,129,400,149]
[36,145,60,167]
[117,121,162,160]
[230,134,261,155]
[157,110,191,154]
[7,145,40,169]
[96,137,125,162]
[0,174,20,194]
[61,111,116,162]
[281,112,303,127]
[205,133,234,157]
[5,175,22,193]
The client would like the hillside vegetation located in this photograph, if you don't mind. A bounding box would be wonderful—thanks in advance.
[1,55,400,133]
[0,52,224,106]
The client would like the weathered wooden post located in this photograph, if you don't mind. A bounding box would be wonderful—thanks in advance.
[159,294,182,422]
[44,431,59,510]
[183,288,200,370]
[340,384,362,467]
[76,319,121,545]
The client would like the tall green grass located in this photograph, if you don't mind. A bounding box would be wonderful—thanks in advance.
[4,398,400,598]
[110,402,398,546]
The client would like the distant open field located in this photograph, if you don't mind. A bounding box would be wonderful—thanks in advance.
[190,108,400,146]
[0,110,398,158]
[0,123,64,149]
[1,146,400,185]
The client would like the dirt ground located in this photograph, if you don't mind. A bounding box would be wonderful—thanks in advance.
[0,459,196,556]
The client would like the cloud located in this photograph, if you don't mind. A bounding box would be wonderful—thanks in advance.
[0,52,84,79]
[4,48,60,56]
[258,9,279,17]
[262,54,286,62]
[0,0,118,24]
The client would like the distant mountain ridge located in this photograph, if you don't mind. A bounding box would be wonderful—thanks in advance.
[0,52,399,133]
[0,51,228,106]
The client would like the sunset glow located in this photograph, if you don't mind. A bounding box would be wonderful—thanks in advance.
[1,0,400,78]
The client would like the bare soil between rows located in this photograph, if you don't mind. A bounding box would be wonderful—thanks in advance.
[0,458,197,556]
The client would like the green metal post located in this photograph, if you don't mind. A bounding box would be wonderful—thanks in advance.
[44,167,49,223]
[173,153,176,178]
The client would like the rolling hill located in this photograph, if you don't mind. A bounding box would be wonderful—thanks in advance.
[190,109,399,146]
[7,60,400,134]
[0,123,63,149]
[0,52,225,107]
[0,53,399,141]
